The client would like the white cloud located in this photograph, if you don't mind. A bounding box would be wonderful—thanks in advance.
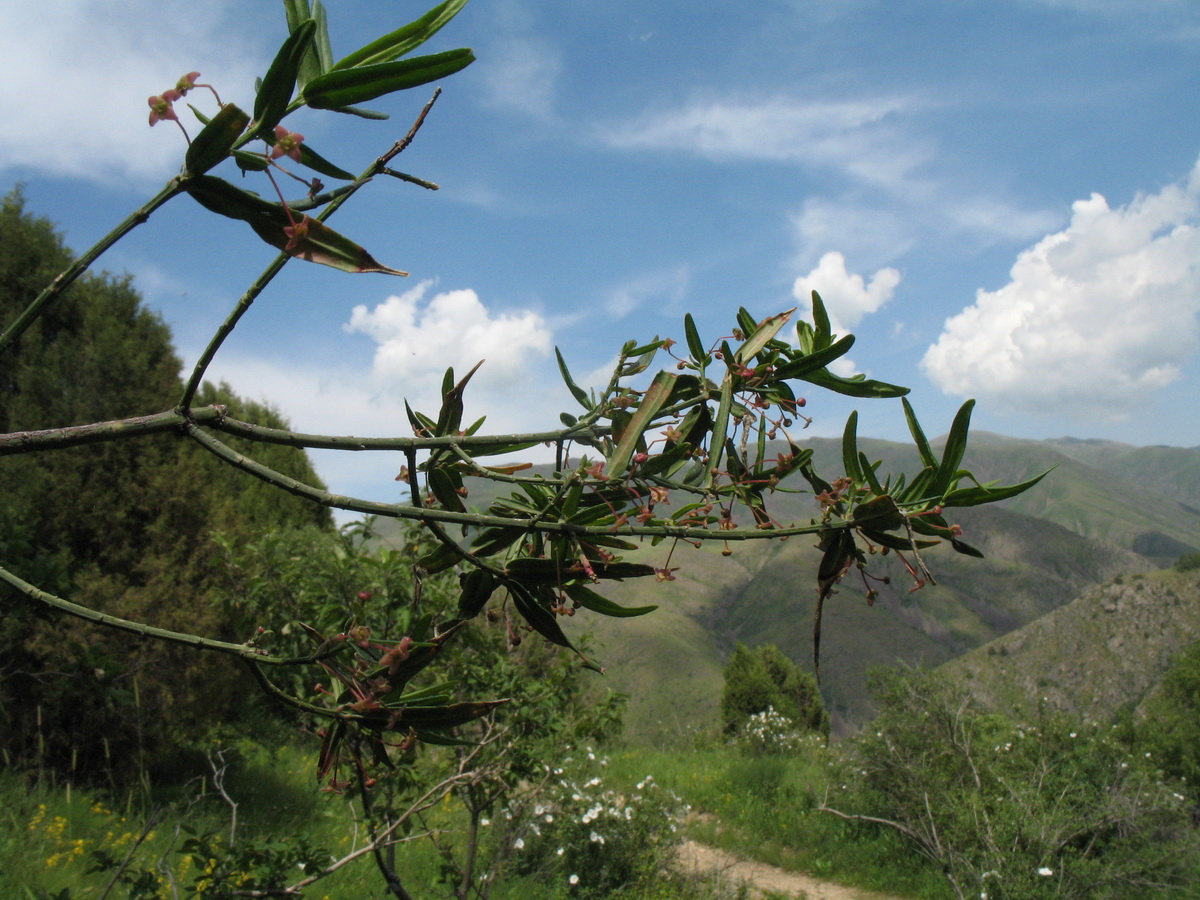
[922,160,1200,418]
[477,35,562,119]
[600,95,928,190]
[791,251,900,376]
[792,251,900,335]
[0,1,264,188]
[345,280,553,391]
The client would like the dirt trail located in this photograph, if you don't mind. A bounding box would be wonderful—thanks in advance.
[676,840,907,900]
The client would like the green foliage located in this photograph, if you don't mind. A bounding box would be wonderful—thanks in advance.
[505,751,686,900]
[720,643,828,738]
[835,667,1198,899]
[1139,639,1200,803]
[0,192,330,783]
[1174,551,1200,572]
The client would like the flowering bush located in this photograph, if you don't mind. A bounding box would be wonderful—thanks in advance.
[823,668,1199,899]
[734,706,826,756]
[504,750,687,898]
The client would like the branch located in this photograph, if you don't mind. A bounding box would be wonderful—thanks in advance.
[180,91,445,409]
[185,423,835,542]
[0,563,343,667]
[0,179,185,352]
[0,406,225,455]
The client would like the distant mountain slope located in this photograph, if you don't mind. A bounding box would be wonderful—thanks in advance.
[371,433,1200,736]
[943,568,1200,721]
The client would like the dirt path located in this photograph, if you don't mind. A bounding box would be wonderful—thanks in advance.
[676,840,906,900]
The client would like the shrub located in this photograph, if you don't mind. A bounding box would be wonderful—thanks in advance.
[504,749,687,899]
[720,643,828,738]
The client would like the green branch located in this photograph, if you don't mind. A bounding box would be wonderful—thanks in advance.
[0,179,185,353]
[0,406,226,455]
[0,563,340,667]
[185,422,833,542]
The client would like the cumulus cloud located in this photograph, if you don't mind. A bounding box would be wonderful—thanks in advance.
[791,251,901,376]
[922,161,1200,418]
[792,251,900,334]
[0,1,263,187]
[345,280,553,390]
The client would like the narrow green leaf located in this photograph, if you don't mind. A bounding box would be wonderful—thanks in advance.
[457,569,496,619]
[232,150,270,173]
[298,143,355,180]
[684,313,707,364]
[950,537,985,558]
[184,103,249,176]
[704,373,735,489]
[772,334,856,381]
[470,526,525,558]
[841,411,862,482]
[861,528,940,552]
[283,0,312,32]
[332,0,469,70]
[564,583,657,618]
[939,470,1050,508]
[735,308,794,365]
[434,360,483,436]
[555,347,593,410]
[799,367,909,399]
[253,19,316,135]
[325,105,391,120]
[859,452,886,496]
[304,49,475,110]
[416,541,459,575]
[851,494,903,531]
[810,290,833,350]
[285,0,320,88]
[184,175,408,273]
[932,399,975,500]
[902,397,938,469]
[607,370,677,475]
[312,0,334,74]
[428,467,466,512]
[509,582,574,650]
[404,400,437,437]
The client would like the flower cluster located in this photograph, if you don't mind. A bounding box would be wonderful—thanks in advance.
[734,706,824,756]
[503,749,687,897]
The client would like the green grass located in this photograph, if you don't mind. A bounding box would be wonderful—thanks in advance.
[605,744,951,900]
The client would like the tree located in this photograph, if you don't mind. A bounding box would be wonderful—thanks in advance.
[0,192,331,781]
[720,642,828,738]
[821,667,1197,900]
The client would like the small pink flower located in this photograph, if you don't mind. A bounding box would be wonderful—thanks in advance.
[147,91,180,126]
[271,125,304,161]
[175,71,201,95]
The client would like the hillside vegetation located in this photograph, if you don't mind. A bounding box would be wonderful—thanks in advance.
[372,432,1200,738]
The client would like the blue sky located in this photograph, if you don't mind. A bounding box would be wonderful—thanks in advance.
[2,0,1199,504]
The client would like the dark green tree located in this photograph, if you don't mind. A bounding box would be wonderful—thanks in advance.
[0,191,331,781]
[720,642,828,737]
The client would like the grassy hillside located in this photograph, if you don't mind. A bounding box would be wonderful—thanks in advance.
[943,567,1200,720]
[370,433,1200,736]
